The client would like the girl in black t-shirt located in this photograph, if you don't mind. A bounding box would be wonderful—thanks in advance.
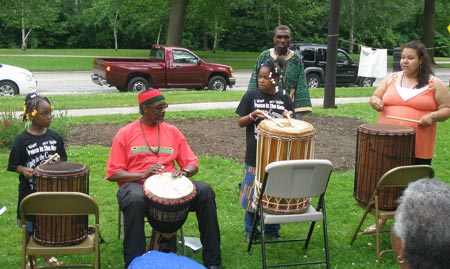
[7,93,67,267]
[235,59,294,243]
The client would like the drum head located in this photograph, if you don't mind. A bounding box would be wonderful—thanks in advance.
[144,172,194,199]
[257,118,315,136]
[358,123,415,135]
[35,162,87,175]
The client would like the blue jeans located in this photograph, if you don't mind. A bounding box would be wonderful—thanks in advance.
[245,211,280,236]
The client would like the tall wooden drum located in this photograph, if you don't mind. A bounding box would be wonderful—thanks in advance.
[254,118,315,214]
[33,162,90,246]
[354,124,415,210]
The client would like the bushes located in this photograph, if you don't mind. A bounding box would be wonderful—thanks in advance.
[0,109,70,148]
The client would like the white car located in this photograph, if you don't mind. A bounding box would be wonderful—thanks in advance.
[0,64,37,96]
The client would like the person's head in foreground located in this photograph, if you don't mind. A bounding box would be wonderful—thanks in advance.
[391,178,450,269]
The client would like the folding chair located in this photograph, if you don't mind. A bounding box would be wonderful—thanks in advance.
[349,165,434,263]
[20,192,100,269]
[247,159,333,269]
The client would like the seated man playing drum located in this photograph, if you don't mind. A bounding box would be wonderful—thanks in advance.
[106,88,222,269]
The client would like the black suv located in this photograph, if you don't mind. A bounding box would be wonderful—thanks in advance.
[290,43,375,88]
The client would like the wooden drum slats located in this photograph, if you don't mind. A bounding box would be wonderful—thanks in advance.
[354,124,415,210]
[254,118,316,214]
[33,162,90,246]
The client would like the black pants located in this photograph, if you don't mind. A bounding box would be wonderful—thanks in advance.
[412,157,432,166]
[117,181,221,268]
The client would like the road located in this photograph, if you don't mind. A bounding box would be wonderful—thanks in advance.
[35,69,449,95]
[34,70,253,95]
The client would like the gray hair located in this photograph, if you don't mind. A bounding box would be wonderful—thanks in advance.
[393,178,450,268]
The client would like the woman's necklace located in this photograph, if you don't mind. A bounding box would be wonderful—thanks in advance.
[400,72,418,89]
[140,119,160,155]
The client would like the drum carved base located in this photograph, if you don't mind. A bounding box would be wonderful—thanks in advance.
[148,230,178,254]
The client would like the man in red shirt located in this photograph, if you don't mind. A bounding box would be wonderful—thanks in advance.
[106,88,222,269]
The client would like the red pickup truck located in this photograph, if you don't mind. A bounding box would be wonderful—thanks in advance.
[91,45,236,92]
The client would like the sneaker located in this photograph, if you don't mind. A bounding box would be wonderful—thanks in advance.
[246,234,260,243]
[266,233,283,241]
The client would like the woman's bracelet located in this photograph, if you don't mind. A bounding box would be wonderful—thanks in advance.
[430,113,436,122]
[182,168,190,177]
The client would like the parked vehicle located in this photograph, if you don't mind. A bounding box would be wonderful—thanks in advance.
[0,64,37,96]
[290,43,375,88]
[91,45,236,92]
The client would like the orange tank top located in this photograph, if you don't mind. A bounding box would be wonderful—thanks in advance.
[378,72,437,159]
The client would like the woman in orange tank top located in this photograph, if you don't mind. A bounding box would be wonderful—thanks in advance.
[364,40,450,233]
[370,40,450,165]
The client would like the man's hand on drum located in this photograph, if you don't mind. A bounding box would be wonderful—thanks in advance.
[171,170,185,178]
[145,164,164,178]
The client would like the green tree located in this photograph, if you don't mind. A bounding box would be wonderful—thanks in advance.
[0,0,60,50]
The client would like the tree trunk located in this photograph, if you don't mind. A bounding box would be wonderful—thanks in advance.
[202,18,209,51]
[212,18,218,53]
[324,0,340,109]
[348,0,354,53]
[21,1,27,50]
[114,9,119,51]
[422,0,435,64]
[166,0,189,46]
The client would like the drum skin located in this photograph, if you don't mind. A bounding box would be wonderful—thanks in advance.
[143,173,196,234]
[33,162,90,246]
[255,118,316,214]
[354,123,415,210]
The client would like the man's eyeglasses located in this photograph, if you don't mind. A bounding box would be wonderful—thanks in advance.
[150,104,169,110]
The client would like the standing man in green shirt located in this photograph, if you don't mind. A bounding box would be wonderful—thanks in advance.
[247,25,312,119]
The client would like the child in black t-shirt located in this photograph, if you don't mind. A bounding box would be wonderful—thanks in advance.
[235,59,294,243]
[7,93,67,267]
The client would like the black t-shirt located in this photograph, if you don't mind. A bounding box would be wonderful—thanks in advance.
[235,89,293,166]
[8,129,67,219]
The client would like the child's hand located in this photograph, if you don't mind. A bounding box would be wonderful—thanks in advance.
[22,167,33,179]
[282,110,293,118]
[252,109,264,120]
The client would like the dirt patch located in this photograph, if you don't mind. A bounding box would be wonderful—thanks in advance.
[68,115,364,171]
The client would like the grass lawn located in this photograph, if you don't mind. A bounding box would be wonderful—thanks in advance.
[1,103,450,268]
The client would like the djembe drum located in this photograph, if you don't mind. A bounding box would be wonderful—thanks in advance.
[143,172,196,252]
[254,118,316,214]
[33,162,90,246]
[354,123,415,210]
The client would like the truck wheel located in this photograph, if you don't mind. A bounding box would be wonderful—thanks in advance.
[208,76,226,91]
[358,77,374,87]
[128,77,150,92]
[0,80,19,96]
[307,74,320,88]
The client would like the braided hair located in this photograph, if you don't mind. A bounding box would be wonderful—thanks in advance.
[259,58,285,93]
[23,93,52,122]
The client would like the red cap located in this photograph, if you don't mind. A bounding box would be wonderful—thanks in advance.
[138,89,165,106]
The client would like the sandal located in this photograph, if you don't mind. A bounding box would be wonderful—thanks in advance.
[363,219,386,233]
[26,260,36,269]
[363,224,377,233]
[45,256,63,266]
